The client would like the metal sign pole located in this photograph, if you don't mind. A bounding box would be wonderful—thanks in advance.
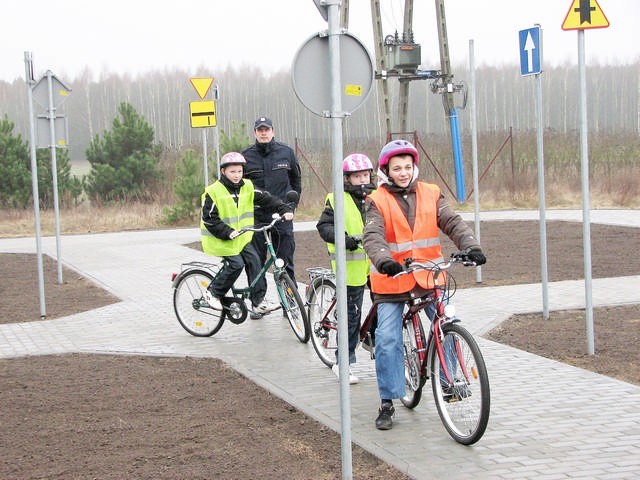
[24,52,47,319]
[520,25,549,319]
[578,29,595,355]
[202,128,209,186]
[292,8,373,478]
[215,123,220,179]
[535,68,549,321]
[468,40,482,283]
[326,2,352,477]
[533,25,549,320]
[214,85,221,176]
[46,70,63,284]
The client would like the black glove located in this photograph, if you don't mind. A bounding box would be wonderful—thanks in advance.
[344,235,359,251]
[379,260,404,277]
[466,247,486,266]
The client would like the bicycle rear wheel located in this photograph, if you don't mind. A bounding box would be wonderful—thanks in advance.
[431,322,490,445]
[307,276,337,367]
[173,269,225,337]
[275,273,310,343]
[400,312,427,409]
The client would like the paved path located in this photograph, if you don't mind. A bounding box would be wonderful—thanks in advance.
[1,210,639,479]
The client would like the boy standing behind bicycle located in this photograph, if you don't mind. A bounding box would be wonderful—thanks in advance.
[316,153,376,385]
[363,140,486,430]
[201,152,294,319]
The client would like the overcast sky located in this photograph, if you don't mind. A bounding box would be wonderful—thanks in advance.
[1,0,637,83]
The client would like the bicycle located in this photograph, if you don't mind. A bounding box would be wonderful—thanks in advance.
[306,252,490,445]
[172,214,310,343]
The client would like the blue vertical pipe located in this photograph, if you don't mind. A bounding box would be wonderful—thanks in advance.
[449,107,466,202]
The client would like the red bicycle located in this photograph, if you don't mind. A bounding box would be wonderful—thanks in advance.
[306,252,490,445]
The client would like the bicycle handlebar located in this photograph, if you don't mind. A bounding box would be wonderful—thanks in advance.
[236,213,290,236]
[392,252,477,278]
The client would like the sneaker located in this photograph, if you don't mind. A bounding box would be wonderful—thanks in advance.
[254,299,279,315]
[362,335,375,356]
[203,290,222,310]
[331,364,359,385]
[441,382,472,403]
[375,402,395,430]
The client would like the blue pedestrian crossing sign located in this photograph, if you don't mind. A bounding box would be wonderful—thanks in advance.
[519,26,542,76]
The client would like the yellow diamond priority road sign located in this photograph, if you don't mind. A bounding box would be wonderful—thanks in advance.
[562,0,609,30]
[190,100,216,128]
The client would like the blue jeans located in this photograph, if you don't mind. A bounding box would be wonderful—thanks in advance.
[375,302,406,399]
[334,285,364,365]
[375,300,436,400]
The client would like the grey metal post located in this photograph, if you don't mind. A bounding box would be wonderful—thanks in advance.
[326,1,353,478]
[214,85,221,176]
[468,40,482,283]
[215,121,221,179]
[25,52,46,319]
[202,128,209,185]
[46,70,63,284]
[578,30,594,355]
[534,26,549,320]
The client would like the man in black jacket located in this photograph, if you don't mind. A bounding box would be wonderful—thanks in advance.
[242,116,302,284]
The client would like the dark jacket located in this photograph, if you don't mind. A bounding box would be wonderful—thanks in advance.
[242,139,302,230]
[363,179,480,302]
[202,175,292,240]
[316,182,375,244]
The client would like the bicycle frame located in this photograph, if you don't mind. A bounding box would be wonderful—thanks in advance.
[230,237,275,299]
[230,218,285,301]
[308,263,469,387]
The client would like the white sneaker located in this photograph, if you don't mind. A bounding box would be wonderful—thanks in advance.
[254,299,278,315]
[204,290,222,310]
[332,364,359,385]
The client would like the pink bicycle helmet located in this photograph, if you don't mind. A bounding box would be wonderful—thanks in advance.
[377,139,419,169]
[220,151,246,168]
[342,153,373,173]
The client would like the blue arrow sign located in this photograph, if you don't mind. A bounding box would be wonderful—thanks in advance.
[519,26,542,76]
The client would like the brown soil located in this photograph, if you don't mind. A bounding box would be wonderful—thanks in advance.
[1,220,639,479]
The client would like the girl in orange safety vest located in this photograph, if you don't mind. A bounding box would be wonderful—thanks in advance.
[362,139,486,431]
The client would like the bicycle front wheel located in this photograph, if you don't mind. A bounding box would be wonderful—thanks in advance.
[275,273,310,343]
[400,312,427,409]
[307,276,337,367]
[173,269,225,337]
[431,322,490,445]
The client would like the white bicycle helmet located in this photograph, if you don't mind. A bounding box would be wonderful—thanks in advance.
[342,153,373,173]
[220,152,246,168]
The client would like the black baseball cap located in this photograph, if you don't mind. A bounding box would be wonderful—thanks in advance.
[254,116,273,129]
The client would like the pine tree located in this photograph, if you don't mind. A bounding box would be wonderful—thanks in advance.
[84,102,162,203]
[0,115,31,208]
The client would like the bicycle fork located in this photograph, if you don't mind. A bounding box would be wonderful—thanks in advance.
[433,317,474,387]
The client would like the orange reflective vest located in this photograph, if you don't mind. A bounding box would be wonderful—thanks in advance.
[369,183,445,294]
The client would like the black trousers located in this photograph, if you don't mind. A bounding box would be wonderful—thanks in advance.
[208,242,266,307]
